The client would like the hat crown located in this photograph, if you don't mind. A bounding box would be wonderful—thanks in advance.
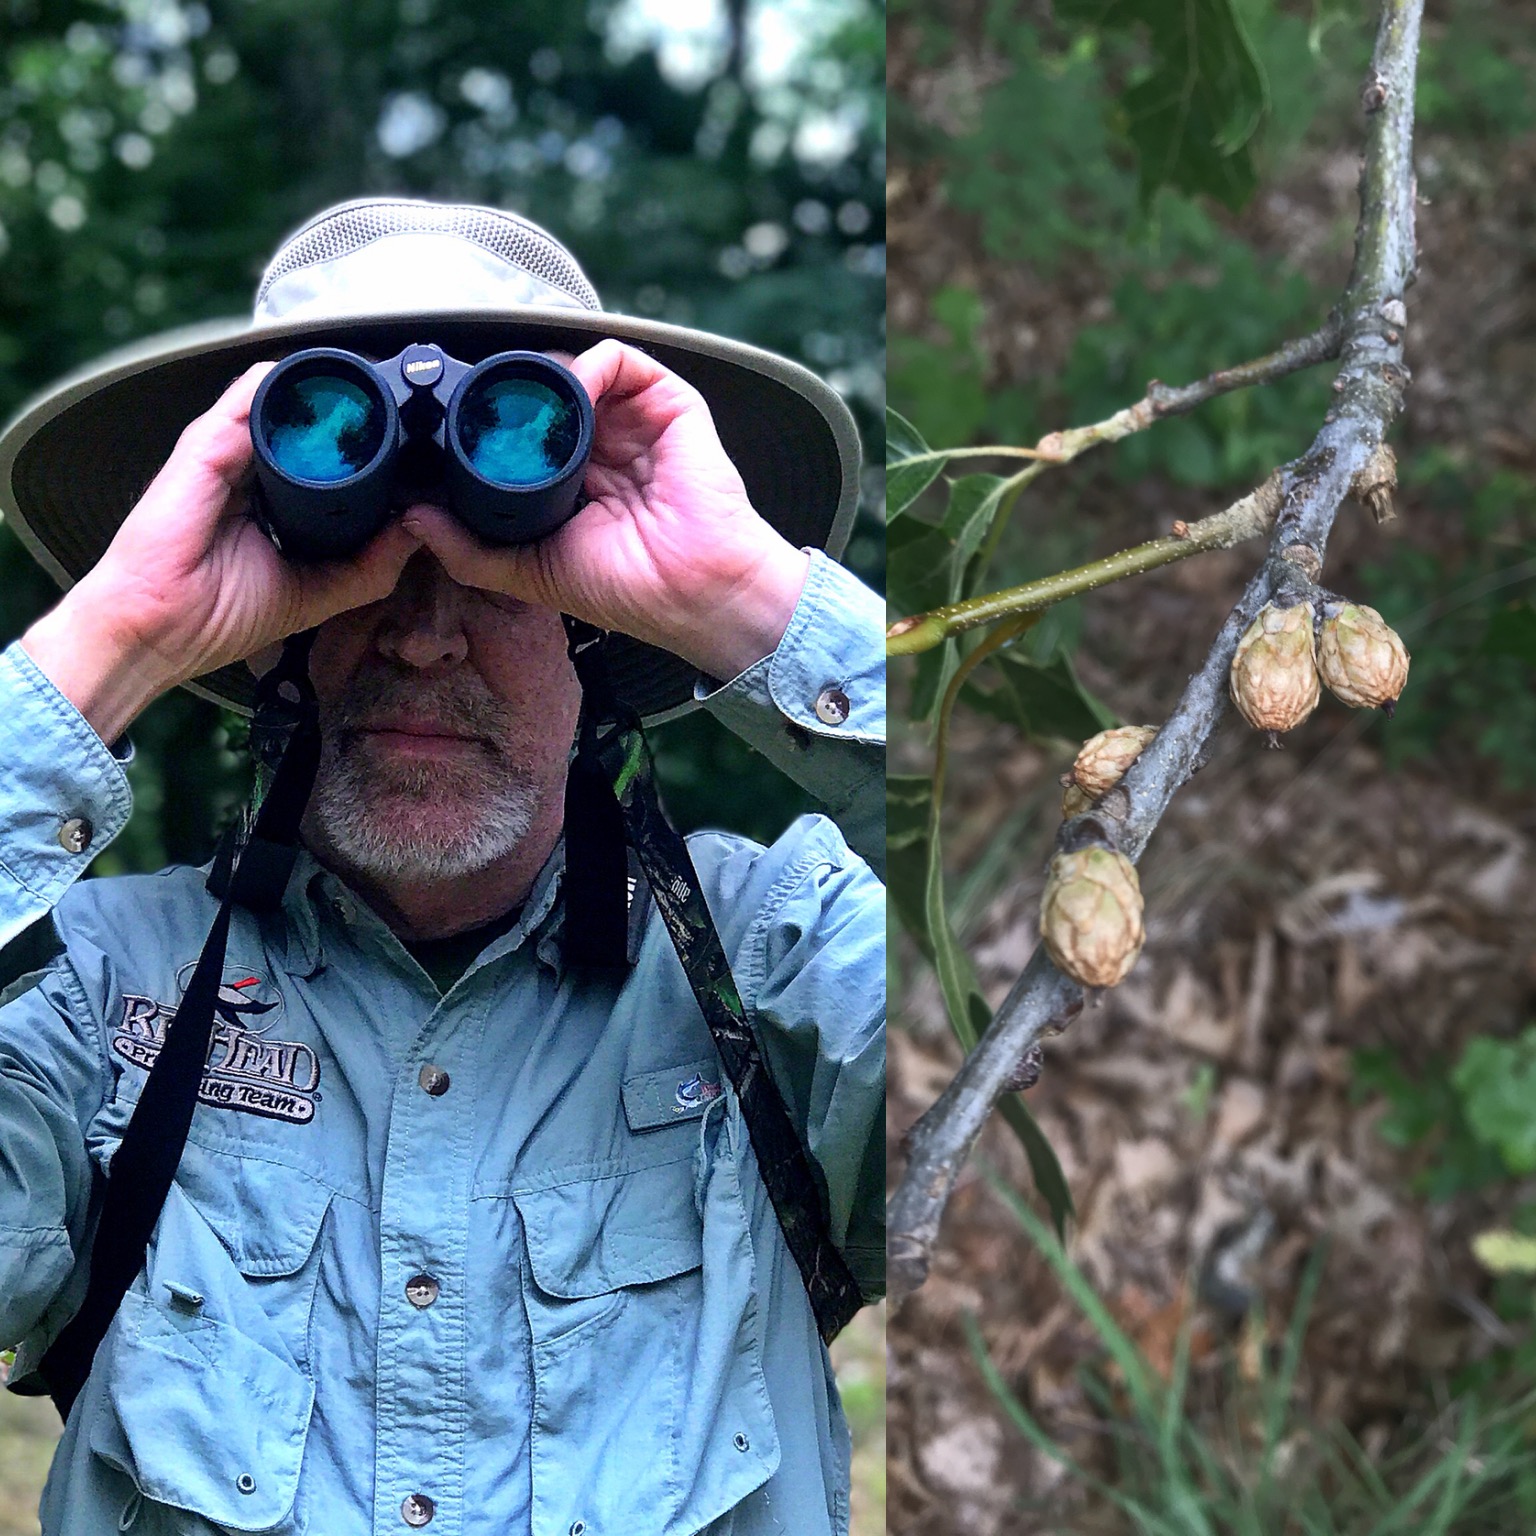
[253,197,602,325]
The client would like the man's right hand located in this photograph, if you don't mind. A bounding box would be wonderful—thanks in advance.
[19,363,421,744]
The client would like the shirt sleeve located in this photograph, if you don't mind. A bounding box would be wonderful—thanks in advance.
[0,955,112,1352]
[696,552,885,878]
[0,640,133,947]
[0,640,126,1349]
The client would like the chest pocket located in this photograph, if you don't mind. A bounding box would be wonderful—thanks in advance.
[84,1174,330,1534]
[512,1133,780,1536]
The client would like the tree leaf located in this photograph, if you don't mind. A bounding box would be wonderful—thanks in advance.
[893,473,1034,726]
[945,474,1013,601]
[1056,0,1270,209]
[887,513,957,622]
[887,407,948,520]
[887,775,935,956]
[962,650,1117,743]
[888,473,1010,618]
[998,1095,1075,1239]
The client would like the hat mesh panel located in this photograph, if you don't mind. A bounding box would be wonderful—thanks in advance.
[256,202,602,312]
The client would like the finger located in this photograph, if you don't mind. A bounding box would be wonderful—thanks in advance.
[565,338,671,410]
[170,361,278,492]
[399,503,544,600]
[288,518,423,632]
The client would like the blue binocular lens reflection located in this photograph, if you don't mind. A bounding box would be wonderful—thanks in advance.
[456,376,582,488]
[262,374,388,484]
[249,344,594,562]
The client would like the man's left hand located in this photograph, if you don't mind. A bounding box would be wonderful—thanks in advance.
[401,340,811,680]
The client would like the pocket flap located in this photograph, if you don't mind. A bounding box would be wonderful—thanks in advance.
[89,1289,314,1531]
[621,1058,725,1131]
[513,1157,703,1298]
[176,1146,332,1276]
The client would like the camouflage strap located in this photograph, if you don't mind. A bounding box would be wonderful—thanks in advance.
[565,622,864,1342]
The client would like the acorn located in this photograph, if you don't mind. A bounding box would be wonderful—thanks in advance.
[1063,725,1158,816]
[1040,846,1145,989]
[1229,601,1320,735]
[1062,782,1095,819]
[1317,602,1409,711]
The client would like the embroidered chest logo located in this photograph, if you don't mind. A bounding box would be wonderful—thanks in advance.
[673,1072,722,1114]
[111,965,320,1126]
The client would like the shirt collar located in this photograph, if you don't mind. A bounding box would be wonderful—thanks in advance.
[276,841,570,982]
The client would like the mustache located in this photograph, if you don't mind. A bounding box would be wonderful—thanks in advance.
[324,665,517,746]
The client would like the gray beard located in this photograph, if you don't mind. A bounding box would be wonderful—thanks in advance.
[307,743,538,882]
[305,666,542,882]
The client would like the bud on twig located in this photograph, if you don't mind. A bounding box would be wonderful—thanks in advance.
[1351,442,1399,524]
[1062,782,1095,819]
[1061,725,1158,817]
[1318,601,1409,709]
[1040,846,1145,989]
[1229,602,1321,735]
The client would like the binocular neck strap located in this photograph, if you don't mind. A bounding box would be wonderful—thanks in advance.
[40,631,322,1422]
[561,617,864,1343]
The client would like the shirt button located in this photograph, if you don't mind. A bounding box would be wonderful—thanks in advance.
[401,1493,435,1527]
[418,1064,450,1097]
[405,1273,440,1309]
[813,687,850,726]
[58,817,93,854]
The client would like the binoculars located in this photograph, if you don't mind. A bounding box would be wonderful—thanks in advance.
[248,343,594,562]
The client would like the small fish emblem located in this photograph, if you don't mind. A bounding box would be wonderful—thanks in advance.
[674,1073,722,1113]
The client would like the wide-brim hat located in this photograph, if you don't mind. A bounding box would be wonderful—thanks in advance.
[0,197,861,721]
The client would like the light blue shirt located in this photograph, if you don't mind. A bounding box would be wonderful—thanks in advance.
[0,551,884,1536]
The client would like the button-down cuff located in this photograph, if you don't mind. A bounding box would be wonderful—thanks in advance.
[0,639,133,943]
[696,553,884,874]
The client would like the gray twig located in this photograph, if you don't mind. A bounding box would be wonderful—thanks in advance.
[1145,320,1344,419]
[887,0,1425,1306]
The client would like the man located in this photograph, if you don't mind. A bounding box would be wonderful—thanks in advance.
[0,199,883,1534]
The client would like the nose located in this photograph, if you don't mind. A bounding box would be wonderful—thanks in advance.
[374,550,469,671]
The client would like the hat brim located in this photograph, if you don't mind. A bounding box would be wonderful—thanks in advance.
[0,307,861,721]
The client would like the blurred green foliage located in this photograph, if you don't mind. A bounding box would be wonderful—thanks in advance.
[889,0,1338,459]
[1354,1026,1536,1475]
[0,0,884,862]
[1358,456,1536,792]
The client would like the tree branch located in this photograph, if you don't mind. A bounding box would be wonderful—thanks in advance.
[1143,320,1342,419]
[888,0,1425,1306]
[887,474,1284,655]
[885,325,1345,655]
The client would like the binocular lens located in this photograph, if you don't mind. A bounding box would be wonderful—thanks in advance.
[261,373,388,483]
[456,375,582,488]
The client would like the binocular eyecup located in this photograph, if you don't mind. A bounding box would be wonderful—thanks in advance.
[249,343,594,562]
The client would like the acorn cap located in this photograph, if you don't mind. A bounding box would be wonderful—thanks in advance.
[1070,724,1158,798]
[1041,845,1145,989]
[1230,601,1320,734]
[1318,602,1409,709]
